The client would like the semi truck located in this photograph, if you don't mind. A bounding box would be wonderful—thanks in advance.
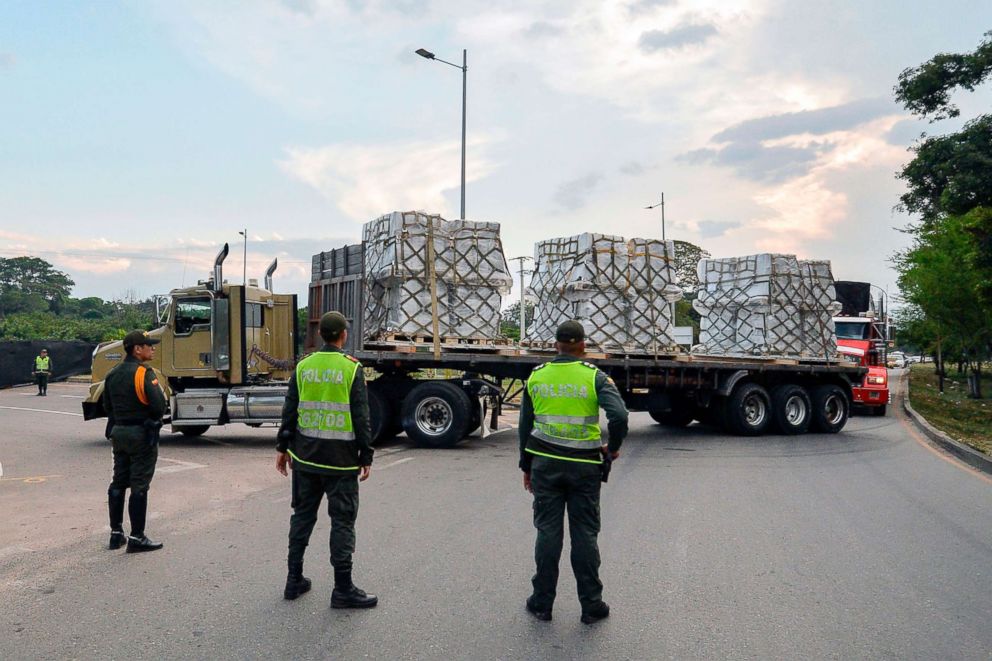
[308,244,866,447]
[831,280,890,416]
[82,244,299,435]
[83,241,866,445]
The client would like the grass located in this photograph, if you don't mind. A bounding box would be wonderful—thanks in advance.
[908,363,992,455]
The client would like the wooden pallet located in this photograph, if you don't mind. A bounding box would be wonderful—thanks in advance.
[371,333,511,347]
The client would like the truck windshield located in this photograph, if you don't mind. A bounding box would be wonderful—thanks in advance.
[835,321,870,339]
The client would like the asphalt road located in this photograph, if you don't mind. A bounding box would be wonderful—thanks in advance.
[1,374,991,660]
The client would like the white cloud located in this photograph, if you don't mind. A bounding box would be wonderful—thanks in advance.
[278,136,498,219]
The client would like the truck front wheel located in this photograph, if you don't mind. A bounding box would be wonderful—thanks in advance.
[648,407,694,428]
[178,425,210,437]
[367,387,398,445]
[401,382,471,448]
[770,384,812,435]
[811,385,850,433]
[724,383,771,436]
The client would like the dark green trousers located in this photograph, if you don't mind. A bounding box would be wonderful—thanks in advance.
[109,426,158,493]
[288,470,359,571]
[529,455,603,611]
[36,373,48,394]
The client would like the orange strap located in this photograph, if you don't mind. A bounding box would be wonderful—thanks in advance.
[134,366,149,406]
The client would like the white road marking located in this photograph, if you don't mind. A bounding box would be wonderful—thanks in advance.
[379,457,414,470]
[0,461,3,478]
[60,395,85,399]
[0,546,35,560]
[0,406,83,417]
[156,457,207,474]
[374,447,410,458]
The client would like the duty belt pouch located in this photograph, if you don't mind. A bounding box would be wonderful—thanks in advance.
[143,418,162,445]
[600,452,613,483]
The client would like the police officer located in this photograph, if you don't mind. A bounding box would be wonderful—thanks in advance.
[103,330,166,553]
[276,311,377,608]
[33,348,51,396]
[519,320,629,624]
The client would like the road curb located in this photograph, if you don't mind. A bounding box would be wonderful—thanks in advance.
[902,391,992,475]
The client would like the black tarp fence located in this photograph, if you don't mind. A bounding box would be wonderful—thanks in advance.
[0,340,97,389]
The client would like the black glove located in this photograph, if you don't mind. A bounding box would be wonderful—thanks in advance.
[600,452,613,483]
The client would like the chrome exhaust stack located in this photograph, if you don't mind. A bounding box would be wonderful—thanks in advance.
[213,243,229,292]
[264,258,278,292]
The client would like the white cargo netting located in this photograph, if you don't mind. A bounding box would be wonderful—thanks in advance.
[692,254,841,359]
[362,211,512,342]
[528,234,683,353]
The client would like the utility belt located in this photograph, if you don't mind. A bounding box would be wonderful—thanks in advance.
[114,418,163,444]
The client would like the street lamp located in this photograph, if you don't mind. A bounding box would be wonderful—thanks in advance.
[416,46,467,220]
[645,193,667,241]
[237,229,247,286]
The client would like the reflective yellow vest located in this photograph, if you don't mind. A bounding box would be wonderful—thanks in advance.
[35,356,50,371]
[526,360,602,463]
[295,352,359,441]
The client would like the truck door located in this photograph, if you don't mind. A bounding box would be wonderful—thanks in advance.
[171,296,215,373]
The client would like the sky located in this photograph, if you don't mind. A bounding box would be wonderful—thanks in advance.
[1,1,991,308]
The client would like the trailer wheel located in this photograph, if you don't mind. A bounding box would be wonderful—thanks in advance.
[811,385,850,433]
[770,384,812,435]
[648,407,694,427]
[401,382,471,448]
[724,383,771,436]
[871,404,887,417]
[178,425,210,437]
[367,387,397,445]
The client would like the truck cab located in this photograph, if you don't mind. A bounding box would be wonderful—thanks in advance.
[834,315,890,415]
[83,244,298,436]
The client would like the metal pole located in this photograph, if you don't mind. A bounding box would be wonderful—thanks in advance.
[460,49,467,220]
[660,192,666,242]
[510,256,531,340]
[242,228,247,286]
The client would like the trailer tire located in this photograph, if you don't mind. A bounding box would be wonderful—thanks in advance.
[367,387,397,445]
[871,404,887,417]
[724,383,771,436]
[178,425,210,437]
[770,384,812,435]
[811,384,850,433]
[401,382,471,448]
[648,407,694,427]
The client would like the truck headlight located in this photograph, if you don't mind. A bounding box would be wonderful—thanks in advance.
[866,375,886,385]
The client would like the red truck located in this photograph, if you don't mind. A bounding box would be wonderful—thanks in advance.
[833,315,890,416]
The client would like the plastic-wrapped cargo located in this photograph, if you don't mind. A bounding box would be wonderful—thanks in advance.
[362,211,512,341]
[692,254,841,358]
[528,233,682,352]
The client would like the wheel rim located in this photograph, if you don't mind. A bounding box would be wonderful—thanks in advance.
[414,396,454,437]
[743,393,767,427]
[784,395,807,426]
[822,394,844,425]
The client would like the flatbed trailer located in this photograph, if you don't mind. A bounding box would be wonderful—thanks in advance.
[309,246,866,447]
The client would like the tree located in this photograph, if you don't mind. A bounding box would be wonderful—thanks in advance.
[895,32,992,226]
[0,256,75,317]
[895,214,992,398]
[500,301,535,341]
[672,240,711,294]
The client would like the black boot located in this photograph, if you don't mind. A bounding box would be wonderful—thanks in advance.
[284,562,312,600]
[580,600,610,624]
[331,570,378,609]
[525,596,552,621]
[125,492,163,553]
[108,488,127,550]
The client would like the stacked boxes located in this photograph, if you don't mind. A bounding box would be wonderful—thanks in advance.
[362,211,512,341]
[692,254,841,358]
[528,234,682,352]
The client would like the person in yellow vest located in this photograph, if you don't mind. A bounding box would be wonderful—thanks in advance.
[519,320,629,624]
[276,311,377,608]
[33,348,52,396]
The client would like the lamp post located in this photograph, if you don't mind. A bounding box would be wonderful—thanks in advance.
[416,47,467,220]
[237,229,247,286]
[644,192,666,241]
[509,256,532,341]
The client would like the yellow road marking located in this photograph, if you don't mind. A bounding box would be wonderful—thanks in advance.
[0,474,62,484]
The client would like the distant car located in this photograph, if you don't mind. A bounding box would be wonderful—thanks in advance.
[887,352,907,368]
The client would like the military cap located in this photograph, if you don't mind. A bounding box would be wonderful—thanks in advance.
[123,329,161,350]
[555,320,586,343]
[319,311,349,337]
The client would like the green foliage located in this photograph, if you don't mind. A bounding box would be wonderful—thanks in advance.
[296,307,308,354]
[895,30,992,121]
[500,301,535,341]
[672,241,711,293]
[0,256,75,317]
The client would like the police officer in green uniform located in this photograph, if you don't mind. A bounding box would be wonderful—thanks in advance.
[103,330,166,553]
[276,311,377,608]
[519,320,629,624]
[33,348,51,396]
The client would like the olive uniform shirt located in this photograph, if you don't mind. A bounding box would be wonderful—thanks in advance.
[518,354,629,471]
